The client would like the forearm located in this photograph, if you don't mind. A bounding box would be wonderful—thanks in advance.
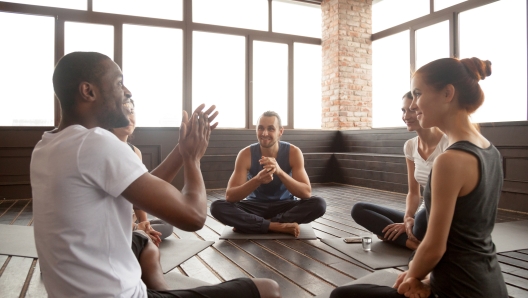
[133,208,149,222]
[406,242,444,280]
[151,144,184,183]
[404,193,421,218]
[226,179,260,202]
[180,159,208,229]
[277,172,311,199]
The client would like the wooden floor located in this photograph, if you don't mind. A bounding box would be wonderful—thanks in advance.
[2,183,528,297]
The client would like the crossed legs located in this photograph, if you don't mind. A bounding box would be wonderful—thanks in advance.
[210,196,326,236]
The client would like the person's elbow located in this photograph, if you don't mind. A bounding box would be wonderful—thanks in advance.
[225,188,241,203]
[180,210,206,231]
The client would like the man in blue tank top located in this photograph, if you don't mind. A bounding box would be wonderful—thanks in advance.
[210,111,326,237]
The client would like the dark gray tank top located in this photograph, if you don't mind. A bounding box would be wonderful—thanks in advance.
[246,141,293,201]
[423,141,507,298]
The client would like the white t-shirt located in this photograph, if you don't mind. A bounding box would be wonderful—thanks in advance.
[30,125,148,298]
[404,134,449,188]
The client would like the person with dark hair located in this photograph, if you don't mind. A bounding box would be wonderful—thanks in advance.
[112,99,173,245]
[31,51,281,298]
[330,57,508,298]
[210,111,326,237]
[351,91,448,250]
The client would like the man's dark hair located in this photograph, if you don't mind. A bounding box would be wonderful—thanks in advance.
[260,111,283,128]
[52,52,110,111]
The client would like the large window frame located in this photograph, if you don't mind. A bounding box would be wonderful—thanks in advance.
[372,0,528,121]
[0,0,321,129]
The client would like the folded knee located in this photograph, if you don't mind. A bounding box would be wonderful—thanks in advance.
[311,196,327,216]
[252,278,281,298]
[210,200,226,218]
[351,202,368,220]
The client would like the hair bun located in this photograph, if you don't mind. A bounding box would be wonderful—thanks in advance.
[460,57,492,81]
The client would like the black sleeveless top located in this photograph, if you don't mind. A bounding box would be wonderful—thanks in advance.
[423,141,507,298]
[246,141,293,201]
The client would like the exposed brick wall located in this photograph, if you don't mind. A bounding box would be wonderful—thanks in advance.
[321,0,372,129]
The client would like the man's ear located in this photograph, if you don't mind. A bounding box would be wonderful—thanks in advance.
[444,84,455,103]
[79,82,97,103]
[279,127,284,137]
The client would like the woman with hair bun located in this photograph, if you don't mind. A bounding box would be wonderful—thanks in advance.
[331,57,508,298]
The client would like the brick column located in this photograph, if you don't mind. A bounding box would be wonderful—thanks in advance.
[321,0,372,129]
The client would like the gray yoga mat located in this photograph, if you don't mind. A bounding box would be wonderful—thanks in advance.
[491,220,528,253]
[320,237,413,269]
[158,234,214,273]
[0,225,213,274]
[314,269,400,298]
[164,272,212,290]
[0,225,38,258]
[219,223,317,240]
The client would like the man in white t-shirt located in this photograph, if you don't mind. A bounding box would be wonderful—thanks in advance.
[30,51,280,298]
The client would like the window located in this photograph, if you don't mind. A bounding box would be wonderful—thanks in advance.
[122,24,183,127]
[193,0,267,31]
[2,0,85,10]
[93,0,182,21]
[434,0,466,11]
[252,41,289,126]
[373,0,429,33]
[193,32,246,128]
[272,0,321,38]
[415,20,450,70]
[372,30,410,128]
[294,43,322,129]
[65,22,114,59]
[0,12,54,126]
[459,0,527,123]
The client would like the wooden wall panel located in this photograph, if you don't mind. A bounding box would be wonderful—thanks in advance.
[1,122,527,213]
[336,121,528,213]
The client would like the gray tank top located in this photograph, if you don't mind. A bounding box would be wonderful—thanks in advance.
[423,141,507,298]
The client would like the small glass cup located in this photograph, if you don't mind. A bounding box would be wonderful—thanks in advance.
[360,232,372,251]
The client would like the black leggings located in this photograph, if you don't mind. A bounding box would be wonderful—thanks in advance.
[330,284,434,298]
[351,202,427,247]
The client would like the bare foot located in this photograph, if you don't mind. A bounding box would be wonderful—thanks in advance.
[269,222,300,237]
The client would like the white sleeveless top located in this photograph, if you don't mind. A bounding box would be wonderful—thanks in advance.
[404,135,449,211]
[404,134,449,187]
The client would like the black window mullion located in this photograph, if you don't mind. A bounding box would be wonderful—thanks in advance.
[450,12,459,59]
[248,36,254,129]
[183,0,192,117]
[54,17,65,127]
[114,23,123,68]
[287,41,294,129]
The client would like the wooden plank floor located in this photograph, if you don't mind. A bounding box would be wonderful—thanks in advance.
[2,183,528,297]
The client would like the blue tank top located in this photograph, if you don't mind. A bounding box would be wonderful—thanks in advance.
[246,141,293,201]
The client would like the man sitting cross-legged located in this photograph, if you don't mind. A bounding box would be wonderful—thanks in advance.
[30,51,280,298]
[210,111,326,237]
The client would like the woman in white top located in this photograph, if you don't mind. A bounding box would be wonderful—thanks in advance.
[113,99,173,246]
[351,91,448,250]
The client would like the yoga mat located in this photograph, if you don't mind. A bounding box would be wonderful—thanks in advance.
[0,225,213,274]
[314,269,400,298]
[0,225,38,258]
[159,234,214,273]
[320,237,412,269]
[492,220,528,253]
[164,272,212,290]
[219,223,317,240]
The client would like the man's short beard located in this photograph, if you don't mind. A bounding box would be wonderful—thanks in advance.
[260,139,277,149]
[97,95,130,129]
